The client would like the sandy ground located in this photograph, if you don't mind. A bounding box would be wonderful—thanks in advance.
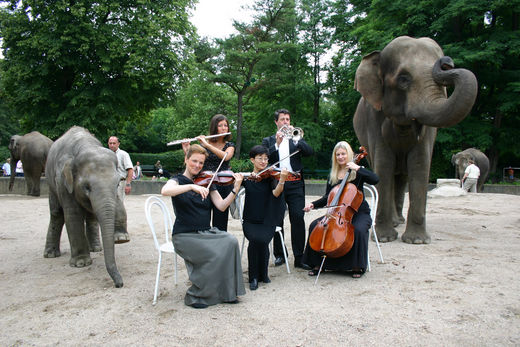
[1,192,519,346]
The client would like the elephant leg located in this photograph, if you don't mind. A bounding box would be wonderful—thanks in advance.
[44,192,64,258]
[401,145,431,244]
[86,212,102,252]
[393,174,407,226]
[114,199,130,244]
[374,152,399,242]
[31,170,42,197]
[63,205,92,267]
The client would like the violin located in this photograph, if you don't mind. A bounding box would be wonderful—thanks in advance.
[193,170,236,187]
[193,168,301,187]
[308,146,368,258]
[251,168,301,182]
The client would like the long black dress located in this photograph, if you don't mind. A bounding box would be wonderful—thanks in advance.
[202,141,235,231]
[241,178,284,283]
[170,174,245,307]
[302,167,379,273]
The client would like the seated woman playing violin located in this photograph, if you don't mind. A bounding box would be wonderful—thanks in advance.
[182,114,235,231]
[240,145,288,290]
[161,144,245,308]
[302,141,379,278]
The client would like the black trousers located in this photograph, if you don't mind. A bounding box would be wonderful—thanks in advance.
[212,184,232,231]
[243,221,275,282]
[273,180,306,263]
[247,241,270,282]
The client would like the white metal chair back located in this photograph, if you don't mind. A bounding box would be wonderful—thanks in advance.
[236,187,290,274]
[144,195,178,305]
[363,184,384,271]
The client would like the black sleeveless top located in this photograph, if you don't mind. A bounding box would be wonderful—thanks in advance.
[202,142,235,171]
[171,174,216,235]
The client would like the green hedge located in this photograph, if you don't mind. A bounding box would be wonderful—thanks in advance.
[0,147,10,162]
[129,152,254,176]
[129,151,186,174]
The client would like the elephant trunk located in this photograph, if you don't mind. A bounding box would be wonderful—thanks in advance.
[93,198,123,288]
[8,155,17,191]
[410,56,478,128]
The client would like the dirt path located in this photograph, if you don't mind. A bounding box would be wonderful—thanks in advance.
[1,193,519,346]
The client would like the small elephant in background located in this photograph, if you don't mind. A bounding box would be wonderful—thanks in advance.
[44,126,129,288]
[451,148,489,192]
[9,131,53,196]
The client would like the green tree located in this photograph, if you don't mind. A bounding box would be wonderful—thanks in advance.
[202,0,297,158]
[329,0,520,180]
[298,0,332,123]
[0,0,195,140]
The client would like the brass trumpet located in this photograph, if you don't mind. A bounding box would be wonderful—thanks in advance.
[279,125,304,144]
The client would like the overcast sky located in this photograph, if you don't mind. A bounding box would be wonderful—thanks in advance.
[190,0,256,39]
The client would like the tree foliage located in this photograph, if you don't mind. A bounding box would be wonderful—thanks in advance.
[329,0,520,180]
[197,0,301,158]
[0,0,196,140]
[1,0,518,180]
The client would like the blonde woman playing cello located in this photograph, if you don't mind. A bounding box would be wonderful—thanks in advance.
[302,141,379,278]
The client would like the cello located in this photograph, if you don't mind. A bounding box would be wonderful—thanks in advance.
[308,147,368,260]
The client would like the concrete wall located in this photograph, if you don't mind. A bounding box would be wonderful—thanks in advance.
[2,177,519,196]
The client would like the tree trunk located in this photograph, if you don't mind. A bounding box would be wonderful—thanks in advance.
[488,110,503,182]
[313,53,320,123]
[235,92,244,159]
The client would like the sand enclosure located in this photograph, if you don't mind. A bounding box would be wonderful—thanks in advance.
[1,192,519,346]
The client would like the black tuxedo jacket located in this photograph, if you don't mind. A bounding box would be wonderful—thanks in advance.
[261,135,314,173]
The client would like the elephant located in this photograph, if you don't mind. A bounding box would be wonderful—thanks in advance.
[44,126,129,288]
[451,148,489,192]
[353,36,478,244]
[8,131,53,196]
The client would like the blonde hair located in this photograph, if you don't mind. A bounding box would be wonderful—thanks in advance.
[186,144,208,159]
[329,141,356,185]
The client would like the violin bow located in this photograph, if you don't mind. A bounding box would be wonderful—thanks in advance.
[206,152,228,191]
[257,149,301,176]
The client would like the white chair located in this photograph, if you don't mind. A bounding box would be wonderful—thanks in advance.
[144,196,178,305]
[236,188,291,274]
[363,184,384,271]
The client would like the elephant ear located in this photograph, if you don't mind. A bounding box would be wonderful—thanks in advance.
[451,154,458,165]
[9,136,20,156]
[63,159,74,194]
[355,51,383,111]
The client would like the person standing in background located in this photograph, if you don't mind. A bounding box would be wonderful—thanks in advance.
[462,159,480,193]
[15,160,23,177]
[108,136,133,201]
[262,109,314,269]
[133,161,142,180]
[2,158,11,176]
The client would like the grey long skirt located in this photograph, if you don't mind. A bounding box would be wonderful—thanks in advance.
[172,228,246,307]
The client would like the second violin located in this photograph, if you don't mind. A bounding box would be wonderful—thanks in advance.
[251,168,301,182]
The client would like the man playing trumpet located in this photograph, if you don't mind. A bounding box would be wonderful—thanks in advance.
[262,108,314,269]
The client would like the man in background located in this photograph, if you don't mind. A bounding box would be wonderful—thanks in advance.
[108,136,133,201]
[462,159,480,193]
[134,161,142,180]
[262,109,314,269]
[2,158,11,176]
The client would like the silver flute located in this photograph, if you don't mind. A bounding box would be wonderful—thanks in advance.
[166,132,231,146]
